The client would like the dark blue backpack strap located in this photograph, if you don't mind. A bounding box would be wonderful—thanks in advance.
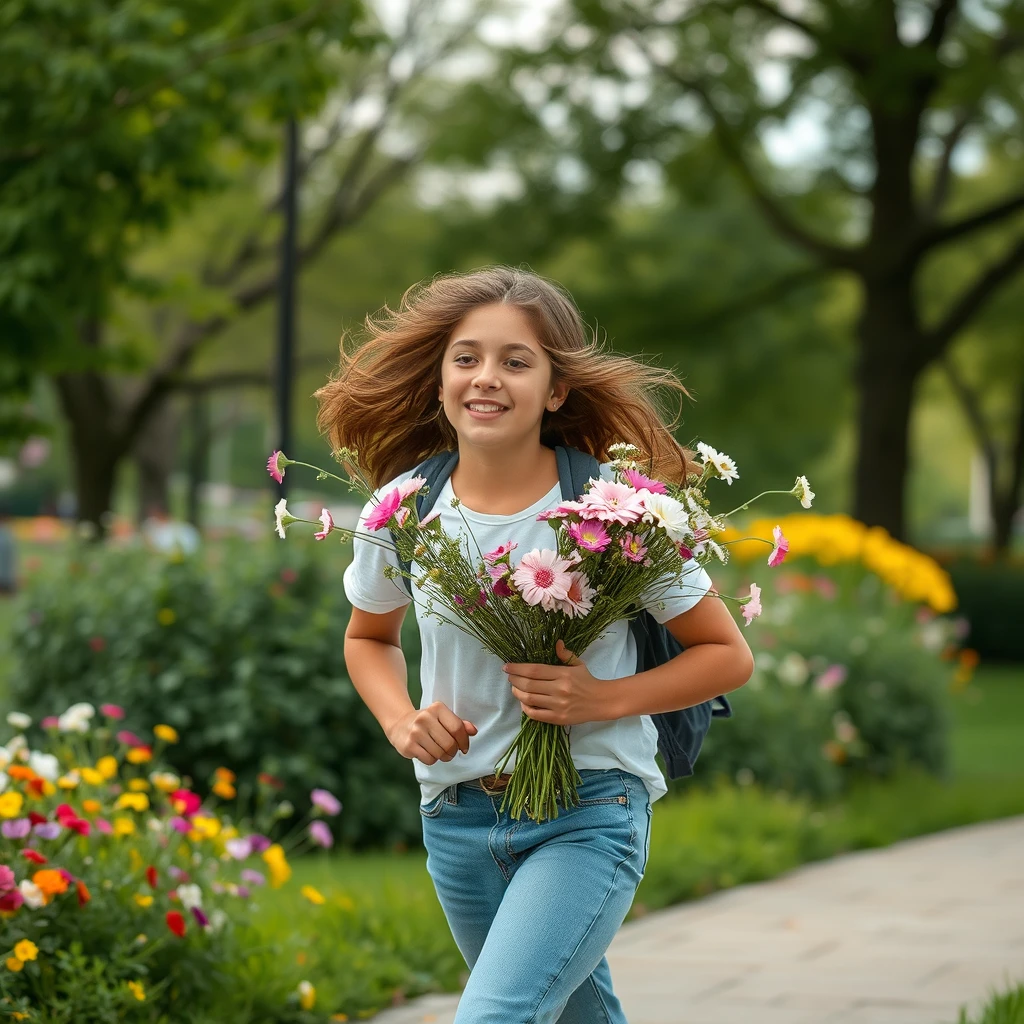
[556,445,600,502]
[389,450,459,597]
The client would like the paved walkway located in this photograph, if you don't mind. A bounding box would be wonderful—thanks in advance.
[370,816,1024,1024]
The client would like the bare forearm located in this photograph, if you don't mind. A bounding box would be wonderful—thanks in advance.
[343,636,415,742]
[605,642,753,720]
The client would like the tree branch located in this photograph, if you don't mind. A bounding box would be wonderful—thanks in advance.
[918,189,1024,252]
[923,0,960,49]
[923,106,974,221]
[939,353,997,470]
[739,0,824,42]
[921,234,1024,359]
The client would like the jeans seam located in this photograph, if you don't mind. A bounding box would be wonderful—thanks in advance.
[584,971,615,1024]
[526,775,637,1024]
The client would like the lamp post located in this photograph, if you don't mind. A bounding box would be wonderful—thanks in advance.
[275,117,299,500]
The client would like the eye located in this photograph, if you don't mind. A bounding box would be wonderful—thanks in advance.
[507,358,528,369]
[453,354,475,365]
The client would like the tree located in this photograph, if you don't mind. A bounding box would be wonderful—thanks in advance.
[0,0,367,530]
[484,0,1024,541]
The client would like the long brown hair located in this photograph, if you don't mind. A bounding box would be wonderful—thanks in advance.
[315,266,697,487]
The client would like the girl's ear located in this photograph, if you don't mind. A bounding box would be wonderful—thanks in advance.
[547,381,569,411]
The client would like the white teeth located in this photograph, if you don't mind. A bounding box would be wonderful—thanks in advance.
[468,404,505,412]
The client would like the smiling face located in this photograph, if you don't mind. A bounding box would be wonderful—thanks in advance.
[438,303,568,450]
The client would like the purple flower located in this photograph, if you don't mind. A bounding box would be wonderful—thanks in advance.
[33,822,62,840]
[309,821,334,849]
[169,816,191,834]
[192,906,210,928]
[225,838,251,860]
[311,789,342,816]
[246,833,272,854]
[2,819,32,840]
[236,885,251,899]
[241,869,265,887]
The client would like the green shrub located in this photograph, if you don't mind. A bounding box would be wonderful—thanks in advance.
[6,540,424,851]
[944,556,1024,663]
[954,983,1024,1024]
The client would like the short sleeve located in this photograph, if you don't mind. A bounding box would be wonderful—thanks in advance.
[595,461,713,623]
[342,491,413,615]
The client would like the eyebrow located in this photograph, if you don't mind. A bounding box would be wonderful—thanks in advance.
[449,339,538,356]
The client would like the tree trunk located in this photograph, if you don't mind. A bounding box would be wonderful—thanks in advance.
[186,393,209,529]
[991,377,1024,556]
[133,400,182,522]
[851,278,924,541]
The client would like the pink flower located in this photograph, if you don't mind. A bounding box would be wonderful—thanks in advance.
[363,488,403,531]
[0,866,15,891]
[314,509,335,541]
[116,730,145,746]
[0,890,24,912]
[393,506,410,528]
[100,703,125,719]
[814,665,848,692]
[311,789,342,816]
[511,549,574,610]
[483,541,518,564]
[813,576,838,600]
[492,577,515,599]
[397,476,427,501]
[95,819,113,835]
[420,508,442,527]
[578,480,647,525]
[767,525,789,568]
[309,821,334,849]
[41,716,60,729]
[241,869,265,886]
[566,520,611,553]
[169,816,191,834]
[622,468,667,494]
[267,451,292,484]
[225,838,251,860]
[619,532,648,562]
[741,583,763,627]
[556,572,596,619]
[678,544,694,561]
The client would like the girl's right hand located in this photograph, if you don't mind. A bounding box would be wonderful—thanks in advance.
[387,702,478,765]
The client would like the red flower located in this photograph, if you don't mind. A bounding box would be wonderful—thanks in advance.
[257,773,284,790]
[146,866,158,889]
[76,880,91,906]
[89,636,106,653]
[28,812,48,826]
[56,804,76,823]
[0,890,24,912]
[166,910,187,938]
[21,850,47,865]
[170,789,201,816]
[27,778,46,798]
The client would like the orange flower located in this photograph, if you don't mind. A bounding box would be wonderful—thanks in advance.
[212,781,236,800]
[7,765,36,782]
[82,799,102,815]
[33,869,70,897]
[77,880,91,906]
[214,767,236,784]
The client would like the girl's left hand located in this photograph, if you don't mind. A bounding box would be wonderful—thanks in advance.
[503,640,612,726]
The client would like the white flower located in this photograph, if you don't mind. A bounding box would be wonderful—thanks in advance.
[0,772,8,794]
[208,908,228,933]
[5,736,27,759]
[776,652,810,687]
[0,748,10,772]
[57,703,95,734]
[19,880,46,909]
[696,442,739,485]
[793,475,815,508]
[147,817,164,833]
[176,884,203,910]
[274,498,298,539]
[640,492,693,544]
[6,712,31,731]
[29,751,60,782]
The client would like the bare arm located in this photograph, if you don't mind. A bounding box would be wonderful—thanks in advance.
[344,604,477,764]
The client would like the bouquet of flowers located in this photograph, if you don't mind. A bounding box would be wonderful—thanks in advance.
[269,442,814,821]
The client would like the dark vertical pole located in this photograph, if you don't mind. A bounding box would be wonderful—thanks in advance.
[186,390,208,529]
[275,117,299,500]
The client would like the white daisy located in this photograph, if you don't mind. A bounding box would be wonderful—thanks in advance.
[793,475,815,509]
[696,442,739,485]
[639,492,693,544]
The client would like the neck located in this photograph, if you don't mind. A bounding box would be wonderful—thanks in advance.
[450,438,557,500]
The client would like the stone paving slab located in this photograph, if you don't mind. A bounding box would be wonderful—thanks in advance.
[369,816,1024,1023]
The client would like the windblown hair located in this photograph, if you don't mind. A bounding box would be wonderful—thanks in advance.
[315,266,697,488]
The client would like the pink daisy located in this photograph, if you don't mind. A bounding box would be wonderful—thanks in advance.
[557,572,596,619]
[741,583,763,627]
[511,549,573,611]
[579,480,647,525]
[622,467,667,494]
[420,508,442,527]
[619,532,648,562]
[398,476,427,501]
[483,541,518,564]
[566,520,611,553]
[767,525,789,567]
[313,509,335,541]
[266,451,290,484]
[363,488,402,532]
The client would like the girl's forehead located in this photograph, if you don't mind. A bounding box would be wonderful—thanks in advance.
[448,303,543,351]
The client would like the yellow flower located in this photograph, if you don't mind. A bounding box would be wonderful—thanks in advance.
[0,792,24,818]
[129,848,142,872]
[113,817,136,837]
[134,893,154,908]
[96,756,119,780]
[128,980,146,1001]
[297,980,316,1011]
[82,799,102,814]
[115,792,150,812]
[11,1012,29,1021]
[214,767,236,784]
[220,825,239,841]
[126,747,152,765]
[212,781,236,800]
[157,607,176,626]
[80,767,105,786]
[262,844,291,888]
[128,779,151,792]
[13,940,38,962]
[154,724,179,743]
[189,816,220,840]
[6,957,23,972]
[331,1015,349,1022]
[300,885,326,905]
[58,771,80,790]
[150,771,180,792]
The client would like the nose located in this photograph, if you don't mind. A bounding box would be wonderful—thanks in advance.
[470,359,501,391]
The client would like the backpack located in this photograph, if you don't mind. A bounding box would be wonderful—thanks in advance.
[388,445,732,779]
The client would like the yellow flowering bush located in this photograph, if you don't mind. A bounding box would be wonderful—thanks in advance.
[0,703,342,1020]
[723,514,957,613]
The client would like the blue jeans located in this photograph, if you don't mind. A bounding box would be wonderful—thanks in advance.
[419,768,652,1024]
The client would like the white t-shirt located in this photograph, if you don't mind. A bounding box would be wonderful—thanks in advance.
[342,460,713,808]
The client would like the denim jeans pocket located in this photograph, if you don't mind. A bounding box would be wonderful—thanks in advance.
[418,791,447,818]
[571,770,634,807]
